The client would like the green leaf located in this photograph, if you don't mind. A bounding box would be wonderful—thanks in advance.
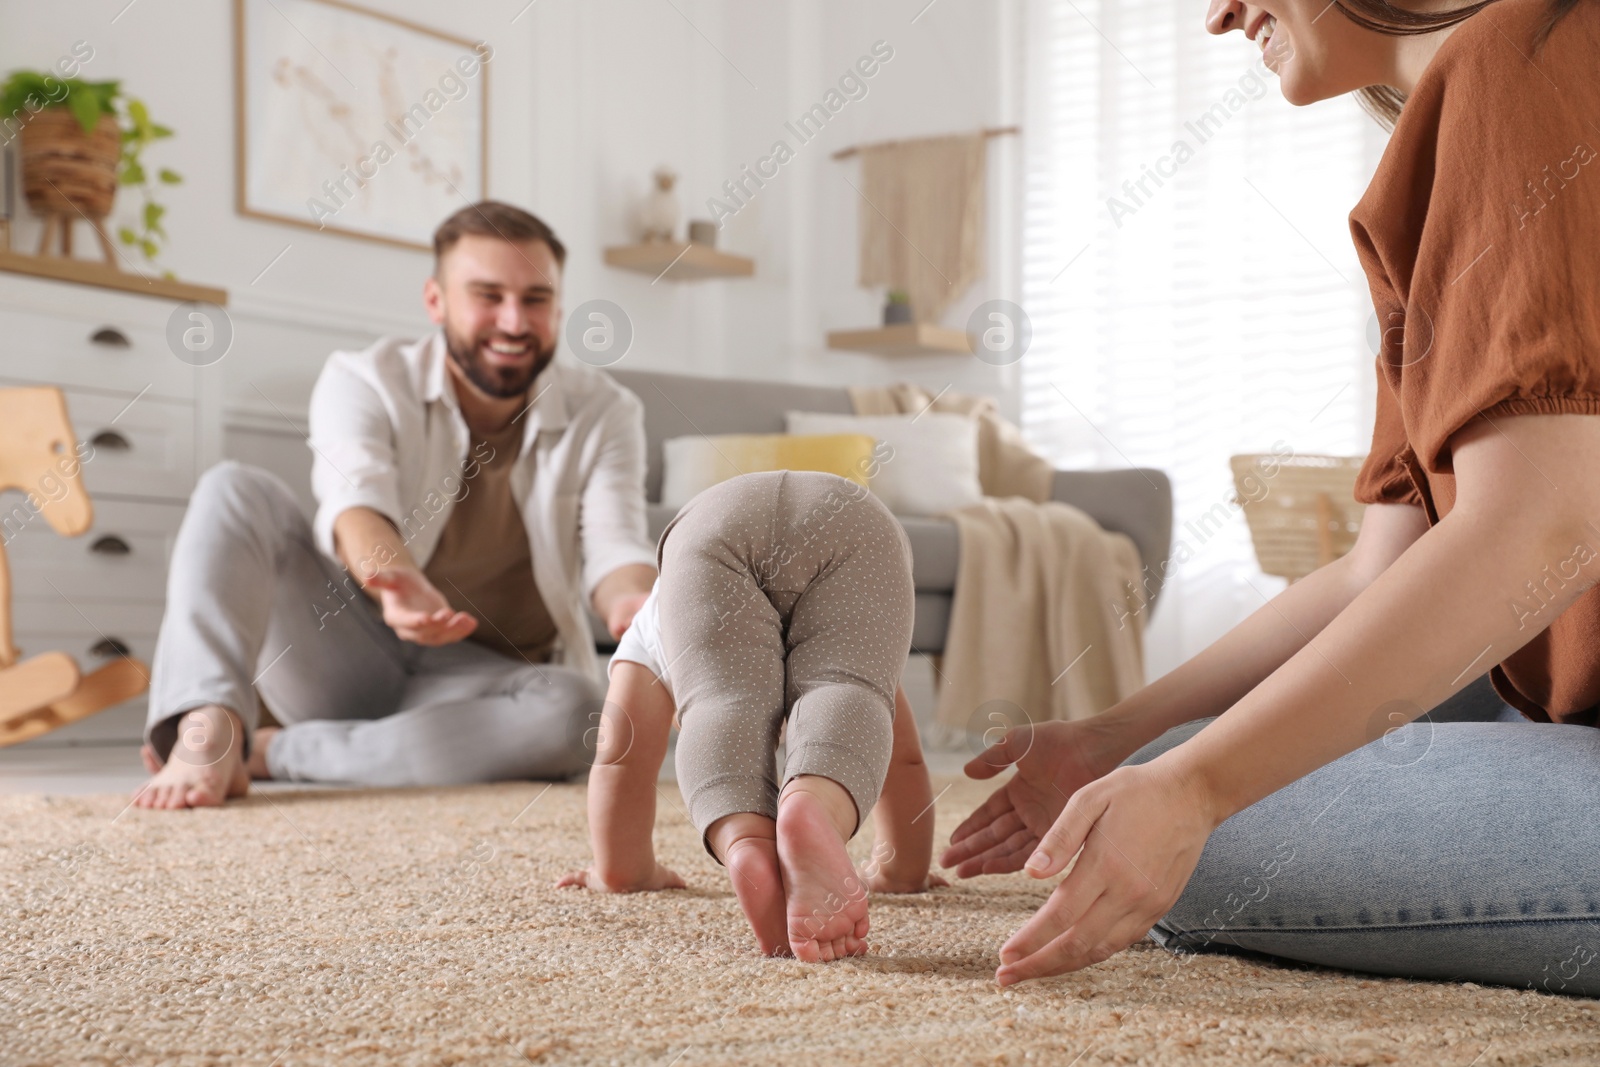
[91,81,120,113]
[148,124,173,139]
[117,227,137,244]
[127,97,149,129]
[66,89,100,134]
[158,168,182,184]
[120,161,146,186]
[143,202,165,233]
[139,238,158,259]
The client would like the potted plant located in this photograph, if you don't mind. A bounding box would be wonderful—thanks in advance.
[882,288,913,325]
[0,72,181,270]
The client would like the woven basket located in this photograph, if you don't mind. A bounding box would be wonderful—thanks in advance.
[1229,453,1367,582]
[18,110,121,218]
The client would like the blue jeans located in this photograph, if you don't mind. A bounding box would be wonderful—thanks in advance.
[1120,677,1600,997]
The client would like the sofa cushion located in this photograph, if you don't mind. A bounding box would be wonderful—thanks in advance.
[660,432,876,509]
[783,410,985,517]
[609,369,855,504]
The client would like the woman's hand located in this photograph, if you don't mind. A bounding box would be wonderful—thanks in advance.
[364,566,477,645]
[555,862,687,893]
[994,757,1221,986]
[939,715,1139,878]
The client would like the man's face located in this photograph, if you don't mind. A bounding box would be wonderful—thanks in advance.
[424,234,563,400]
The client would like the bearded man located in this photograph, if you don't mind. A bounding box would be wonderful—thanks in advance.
[134,202,656,808]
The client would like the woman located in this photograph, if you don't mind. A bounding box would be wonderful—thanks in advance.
[944,0,1600,995]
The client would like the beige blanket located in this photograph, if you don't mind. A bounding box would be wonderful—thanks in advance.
[849,384,1147,737]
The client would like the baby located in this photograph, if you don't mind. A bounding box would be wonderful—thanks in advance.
[558,469,943,960]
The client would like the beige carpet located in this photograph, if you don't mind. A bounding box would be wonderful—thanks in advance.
[3,777,1597,1066]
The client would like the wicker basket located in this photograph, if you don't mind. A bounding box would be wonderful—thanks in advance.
[1229,453,1367,582]
[18,110,121,219]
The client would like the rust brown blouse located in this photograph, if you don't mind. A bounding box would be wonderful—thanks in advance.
[1349,0,1600,726]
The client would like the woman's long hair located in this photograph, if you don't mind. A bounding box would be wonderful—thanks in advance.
[1339,0,1581,128]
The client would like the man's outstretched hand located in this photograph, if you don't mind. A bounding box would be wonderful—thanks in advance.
[364,566,478,645]
[939,716,1137,879]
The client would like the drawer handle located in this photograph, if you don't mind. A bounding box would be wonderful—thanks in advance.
[89,430,131,451]
[90,327,132,348]
[89,637,131,658]
[90,534,131,556]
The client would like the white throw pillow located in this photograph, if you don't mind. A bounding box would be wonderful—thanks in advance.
[784,410,984,516]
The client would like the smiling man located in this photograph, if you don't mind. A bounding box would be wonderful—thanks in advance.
[134,202,657,808]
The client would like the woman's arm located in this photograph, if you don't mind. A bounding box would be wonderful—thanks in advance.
[556,660,683,892]
[996,413,1600,984]
[941,501,1429,877]
[865,686,946,892]
[1167,414,1600,821]
[1099,500,1431,757]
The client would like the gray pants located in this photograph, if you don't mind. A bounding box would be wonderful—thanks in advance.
[657,470,916,848]
[1122,677,1600,997]
[146,461,602,786]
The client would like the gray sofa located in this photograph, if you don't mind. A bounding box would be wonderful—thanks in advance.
[597,368,1173,654]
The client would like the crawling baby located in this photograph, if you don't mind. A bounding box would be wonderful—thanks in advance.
[558,469,943,960]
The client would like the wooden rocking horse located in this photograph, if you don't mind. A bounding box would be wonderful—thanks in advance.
[0,386,150,746]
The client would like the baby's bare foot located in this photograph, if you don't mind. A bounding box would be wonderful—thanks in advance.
[709,813,789,957]
[246,727,279,780]
[777,782,869,963]
[726,838,790,956]
[132,706,249,810]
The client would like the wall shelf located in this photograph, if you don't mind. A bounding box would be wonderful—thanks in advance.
[826,323,974,357]
[0,250,228,305]
[603,242,754,281]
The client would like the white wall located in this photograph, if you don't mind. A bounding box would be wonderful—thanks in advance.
[0,0,1020,418]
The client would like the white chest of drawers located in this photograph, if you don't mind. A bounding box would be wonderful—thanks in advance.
[0,263,226,746]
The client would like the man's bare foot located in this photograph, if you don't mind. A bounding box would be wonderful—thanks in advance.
[132,705,249,810]
[246,727,278,780]
[777,777,869,963]
[707,813,790,957]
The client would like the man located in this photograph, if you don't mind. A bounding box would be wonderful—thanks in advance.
[134,202,656,809]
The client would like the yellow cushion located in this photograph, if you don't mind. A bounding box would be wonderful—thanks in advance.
[660,432,877,508]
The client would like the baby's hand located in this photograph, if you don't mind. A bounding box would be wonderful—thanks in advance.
[556,863,687,893]
[865,870,949,894]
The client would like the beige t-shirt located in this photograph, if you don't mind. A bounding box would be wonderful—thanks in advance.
[423,420,559,663]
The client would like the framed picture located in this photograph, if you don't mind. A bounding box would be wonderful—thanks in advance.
[234,0,490,250]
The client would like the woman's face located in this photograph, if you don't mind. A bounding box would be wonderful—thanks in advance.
[1205,1,1391,105]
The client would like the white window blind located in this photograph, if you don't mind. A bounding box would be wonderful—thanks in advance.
[1020,0,1387,679]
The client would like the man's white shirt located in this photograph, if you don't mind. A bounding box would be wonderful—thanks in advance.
[307,329,656,678]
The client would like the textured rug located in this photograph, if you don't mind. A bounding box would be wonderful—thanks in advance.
[3,777,1597,1066]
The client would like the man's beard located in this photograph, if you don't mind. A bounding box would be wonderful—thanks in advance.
[443,324,557,399]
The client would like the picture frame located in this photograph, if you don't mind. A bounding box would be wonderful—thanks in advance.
[234,0,490,251]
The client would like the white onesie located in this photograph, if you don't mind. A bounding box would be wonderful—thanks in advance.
[608,585,673,696]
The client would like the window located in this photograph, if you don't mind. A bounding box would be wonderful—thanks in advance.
[1019,0,1387,677]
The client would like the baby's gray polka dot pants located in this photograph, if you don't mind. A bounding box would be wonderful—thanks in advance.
[656,470,915,856]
